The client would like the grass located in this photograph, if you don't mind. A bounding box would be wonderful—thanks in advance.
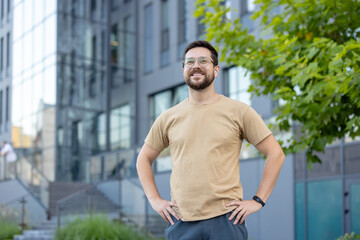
[0,219,22,240]
[56,215,162,240]
[0,205,22,240]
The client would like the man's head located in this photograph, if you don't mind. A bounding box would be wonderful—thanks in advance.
[182,40,218,67]
[182,41,220,91]
[2,141,7,147]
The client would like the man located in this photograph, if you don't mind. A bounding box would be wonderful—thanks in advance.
[1,141,17,180]
[136,40,285,240]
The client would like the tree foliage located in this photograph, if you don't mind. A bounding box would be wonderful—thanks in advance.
[194,0,360,165]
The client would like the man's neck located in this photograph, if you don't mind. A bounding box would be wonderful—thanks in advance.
[188,87,218,105]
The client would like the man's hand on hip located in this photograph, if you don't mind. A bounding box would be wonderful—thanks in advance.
[150,198,180,225]
[225,199,262,224]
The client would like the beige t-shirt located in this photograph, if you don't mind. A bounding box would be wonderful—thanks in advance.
[145,95,272,221]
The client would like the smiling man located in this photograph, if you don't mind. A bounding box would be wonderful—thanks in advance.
[136,40,285,240]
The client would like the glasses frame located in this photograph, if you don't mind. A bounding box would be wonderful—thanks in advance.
[183,56,214,68]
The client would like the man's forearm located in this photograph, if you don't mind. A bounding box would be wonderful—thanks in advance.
[255,150,285,203]
[136,157,162,203]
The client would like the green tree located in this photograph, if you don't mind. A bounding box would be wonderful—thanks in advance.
[194,0,360,165]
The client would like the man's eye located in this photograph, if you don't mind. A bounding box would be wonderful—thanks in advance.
[199,58,208,64]
[186,60,195,64]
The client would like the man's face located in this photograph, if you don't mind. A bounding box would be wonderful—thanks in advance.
[183,47,218,91]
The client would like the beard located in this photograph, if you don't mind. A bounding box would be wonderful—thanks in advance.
[184,68,215,91]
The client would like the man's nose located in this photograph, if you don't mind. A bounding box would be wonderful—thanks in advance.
[192,60,201,68]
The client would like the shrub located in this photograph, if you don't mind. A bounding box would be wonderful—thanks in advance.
[0,205,22,240]
[0,219,21,240]
[337,232,360,240]
[56,215,161,240]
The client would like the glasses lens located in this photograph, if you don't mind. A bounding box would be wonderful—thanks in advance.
[198,57,210,66]
[184,58,195,67]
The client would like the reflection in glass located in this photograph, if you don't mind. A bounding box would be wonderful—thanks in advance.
[295,183,305,240]
[154,90,171,119]
[144,3,153,73]
[350,183,360,233]
[111,104,131,150]
[344,143,360,175]
[227,66,251,106]
[307,179,342,239]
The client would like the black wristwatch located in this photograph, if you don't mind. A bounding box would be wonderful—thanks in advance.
[253,196,266,207]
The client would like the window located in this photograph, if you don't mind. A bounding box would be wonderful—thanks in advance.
[90,35,97,97]
[227,66,251,106]
[0,90,2,131]
[6,32,9,69]
[91,0,96,12]
[92,35,96,62]
[70,50,76,105]
[0,37,3,73]
[5,86,8,123]
[161,0,170,67]
[151,84,188,121]
[97,113,106,151]
[345,143,360,175]
[295,183,305,240]
[110,24,118,64]
[144,4,153,73]
[241,0,255,14]
[177,0,187,59]
[197,15,205,38]
[307,179,342,239]
[101,30,106,62]
[57,127,64,146]
[110,0,119,10]
[7,0,10,13]
[110,104,131,150]
[123,15,135,81]
[71,0,77,36]
[71,121,82,155]
[1,0,4,20]
[101,0,106,18]
[240,0,255,30]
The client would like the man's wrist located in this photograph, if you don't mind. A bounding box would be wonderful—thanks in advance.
[252,195,266,207]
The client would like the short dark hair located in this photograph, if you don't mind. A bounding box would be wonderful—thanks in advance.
[182,40,218,67]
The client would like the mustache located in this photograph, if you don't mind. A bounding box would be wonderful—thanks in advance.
[189,69,205,75]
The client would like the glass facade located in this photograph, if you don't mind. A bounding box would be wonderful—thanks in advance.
[295,141,360,239]
[177,0,187,59]
[160,0,169,67]
[144,3,153,73]
[350,183,360,233]
[56,0,135,181]
[307,179,342,239]
[12,0,57,180]
[227,66,251,106]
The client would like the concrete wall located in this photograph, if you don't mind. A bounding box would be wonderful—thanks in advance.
[0,180,47,227]
[240,155,295,240]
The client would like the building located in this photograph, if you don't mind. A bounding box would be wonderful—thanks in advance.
[0,0,12,147]
[2,0,360,239]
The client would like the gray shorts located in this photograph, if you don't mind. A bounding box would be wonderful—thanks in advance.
[165,211,248,240]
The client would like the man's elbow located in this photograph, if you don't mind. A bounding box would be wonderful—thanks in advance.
[277,149,286,165]
[136,155,151,172]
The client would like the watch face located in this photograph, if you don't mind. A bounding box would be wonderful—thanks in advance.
[253,196,265,207]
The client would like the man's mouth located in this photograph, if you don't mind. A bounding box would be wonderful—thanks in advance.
[191,73,204,76]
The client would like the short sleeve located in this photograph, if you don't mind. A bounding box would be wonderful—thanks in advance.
[144,114,169,152]
[242,106,272,146]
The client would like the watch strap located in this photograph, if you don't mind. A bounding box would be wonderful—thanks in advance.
[253,195,265,207]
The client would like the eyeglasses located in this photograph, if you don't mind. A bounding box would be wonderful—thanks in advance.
[183,57,214,68]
